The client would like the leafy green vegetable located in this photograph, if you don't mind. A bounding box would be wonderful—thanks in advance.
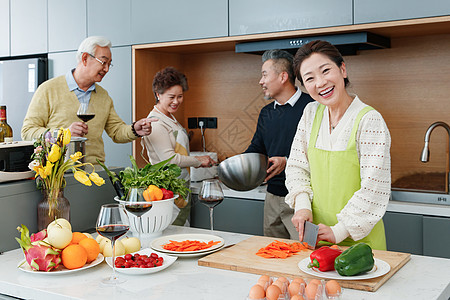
[119,155,189,199]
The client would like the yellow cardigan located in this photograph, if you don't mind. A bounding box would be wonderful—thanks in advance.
[21,76,136,164]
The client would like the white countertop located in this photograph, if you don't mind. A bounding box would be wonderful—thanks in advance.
[1,225,449,300]
[191,182,450,217]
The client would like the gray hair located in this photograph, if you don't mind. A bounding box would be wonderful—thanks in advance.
[76,36,112,63]
[262,49,295,86]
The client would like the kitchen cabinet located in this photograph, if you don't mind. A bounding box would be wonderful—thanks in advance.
[87,0,131,47]
[48,0,87,53]
[99,46,133,168]
[229,0,352,36]
[131,0,228,45]
[48,51,77,78]
[383,211,450,259]
[383,211,423,255]
[10,0,48,56]
[0,0,10,57]
[190,195,264,236]
[423,215,450,258]
[354,0,450,24]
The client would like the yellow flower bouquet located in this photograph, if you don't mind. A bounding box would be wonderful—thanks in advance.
[29,128,105,227]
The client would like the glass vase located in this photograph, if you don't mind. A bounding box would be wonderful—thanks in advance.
[37,188,70,231]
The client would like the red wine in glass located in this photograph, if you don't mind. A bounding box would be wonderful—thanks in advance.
[96,224,129,241]
[198,195,223,208]
[125,204,153,218]
[77,113,95,122]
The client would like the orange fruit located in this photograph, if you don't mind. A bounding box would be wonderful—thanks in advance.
[79,237,100,263]
[70,232,88,245]
[61,244,88,269]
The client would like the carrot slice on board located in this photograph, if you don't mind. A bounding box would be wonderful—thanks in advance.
[255,240,308,259]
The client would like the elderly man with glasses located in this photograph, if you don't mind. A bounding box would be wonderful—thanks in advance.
[22,36,154,164]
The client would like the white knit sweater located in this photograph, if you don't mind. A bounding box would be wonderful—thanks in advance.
[285,96,391,243]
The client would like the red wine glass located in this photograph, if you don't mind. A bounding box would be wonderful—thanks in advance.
[77,102,95,122]
[96,203,130,284]
[199,179,224,233]
[116,187,152,248]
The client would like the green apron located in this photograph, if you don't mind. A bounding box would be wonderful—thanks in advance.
[308,104,386,250]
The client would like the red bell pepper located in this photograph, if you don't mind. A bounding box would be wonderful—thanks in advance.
[160,188,174,199]
[307,246,343,272]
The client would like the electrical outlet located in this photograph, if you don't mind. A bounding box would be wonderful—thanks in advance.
[188,117,198,129]
[198,117,217,129]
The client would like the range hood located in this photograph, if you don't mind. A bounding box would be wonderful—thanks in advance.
[235,32,390,56]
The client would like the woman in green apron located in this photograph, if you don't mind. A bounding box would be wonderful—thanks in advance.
[142,67,217,226]
[285,41,391,250]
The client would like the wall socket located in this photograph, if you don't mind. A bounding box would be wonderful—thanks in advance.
[198,117,217,129]
[187,117,217,129]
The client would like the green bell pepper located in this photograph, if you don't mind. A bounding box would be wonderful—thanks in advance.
[334,243,375,276]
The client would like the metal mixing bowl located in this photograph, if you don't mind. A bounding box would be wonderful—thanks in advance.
[217,153,268,191]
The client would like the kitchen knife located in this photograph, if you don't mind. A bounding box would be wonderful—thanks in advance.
[302,221,319,249]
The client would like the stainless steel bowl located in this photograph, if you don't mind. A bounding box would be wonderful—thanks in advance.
[217,153,268,191]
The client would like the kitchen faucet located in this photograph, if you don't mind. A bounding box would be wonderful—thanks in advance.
[420,121,450,193]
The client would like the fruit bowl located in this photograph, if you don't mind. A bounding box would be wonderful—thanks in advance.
[114,195,176,239]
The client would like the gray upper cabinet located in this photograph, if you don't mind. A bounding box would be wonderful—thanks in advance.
[48,0,87,53]
[0,0,10,57]
[354,0,450,24]
[87,0,131,47]
[229,0,352,36]
[100,46,132,168]
[10,0,48,56]
[131,0,228,45]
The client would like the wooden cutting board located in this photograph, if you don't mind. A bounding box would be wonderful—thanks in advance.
[198,236,410,292]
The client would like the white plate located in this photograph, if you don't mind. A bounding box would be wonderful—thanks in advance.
[18,254,104,275]
[150,233,225,255]
[298,257,391,280]
[162,244,226,258]
[105,248,177,274]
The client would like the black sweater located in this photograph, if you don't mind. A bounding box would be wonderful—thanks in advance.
[245,92,314,197]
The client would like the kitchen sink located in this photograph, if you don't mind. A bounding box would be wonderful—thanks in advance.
[390,189,450,206]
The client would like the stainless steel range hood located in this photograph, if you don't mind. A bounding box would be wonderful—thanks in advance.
[235,32,390,56]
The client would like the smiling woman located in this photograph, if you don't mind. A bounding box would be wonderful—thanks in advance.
[285,40,392,250]
[142,67,217,226]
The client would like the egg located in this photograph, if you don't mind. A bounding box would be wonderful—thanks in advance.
[305,282,319,300]
[273,279,288,294]
[248,284,265,300]
[308,279,321,286]
[257,275,272,290]
[325,280,341,297]
[290,295,305,300]
[265,284,281,300]
[288,282,302,297]
[291,277,306,286]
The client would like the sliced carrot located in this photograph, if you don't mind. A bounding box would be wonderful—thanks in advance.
[256,240,308,259]
[162,240,220,252]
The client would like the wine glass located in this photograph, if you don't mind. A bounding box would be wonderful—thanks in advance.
[117,187,153,248]
[96,204,130,285]
[77,102,95,122]
[198,179,224,233]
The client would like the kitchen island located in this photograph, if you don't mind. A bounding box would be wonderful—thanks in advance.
[0,225,449,300]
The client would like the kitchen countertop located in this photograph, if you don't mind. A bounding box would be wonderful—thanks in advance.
[1,226,449,300]
[190,181,450,217]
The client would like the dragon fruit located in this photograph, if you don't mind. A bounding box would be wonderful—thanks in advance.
[30,229,47,242]
[16,224,62,272]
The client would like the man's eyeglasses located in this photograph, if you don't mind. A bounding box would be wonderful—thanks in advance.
[85,52,113,69]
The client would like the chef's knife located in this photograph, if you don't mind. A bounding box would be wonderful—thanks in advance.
[302,221,319,250]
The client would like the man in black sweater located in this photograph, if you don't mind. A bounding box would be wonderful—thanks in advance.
[245,49,314,239]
